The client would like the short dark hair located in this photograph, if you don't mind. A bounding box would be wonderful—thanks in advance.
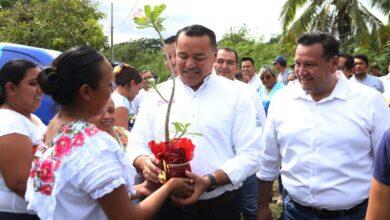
[113,63,142,87]
[38,45,105,106]
[164,35,176,44]
[297,31,339,61]
[354,54,369,66]
[219,48,238,65]
[371,64,380,70]
[176,24,217,51]
[241,57,255,66]
[339,52,355,70]
[0,59,38,105]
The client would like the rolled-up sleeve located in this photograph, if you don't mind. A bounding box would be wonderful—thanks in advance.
[256,98,282,181]
[220,93,262,186]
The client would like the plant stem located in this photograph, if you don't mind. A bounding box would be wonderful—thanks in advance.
[152,24,176,143]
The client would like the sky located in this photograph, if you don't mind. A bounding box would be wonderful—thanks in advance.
[97,0,388,45]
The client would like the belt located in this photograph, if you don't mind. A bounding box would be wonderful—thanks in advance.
[170,190,239,212]
[288,195,368,218]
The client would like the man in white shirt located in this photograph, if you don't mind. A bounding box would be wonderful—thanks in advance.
[213,47,265,220]
[380,62,390,101]
[127,25,261,220]
[241,57,261,90]
[257,31,390,220]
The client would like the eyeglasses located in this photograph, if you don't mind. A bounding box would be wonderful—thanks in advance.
[260,75,273,81]
[294,63,317,72]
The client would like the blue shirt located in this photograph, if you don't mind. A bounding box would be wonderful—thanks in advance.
[350,74,384,93]
[257,82,284,114]
[374,129,390,185]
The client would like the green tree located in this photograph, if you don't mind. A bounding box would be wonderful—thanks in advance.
[0,0,107,51]
[280,0,389,50]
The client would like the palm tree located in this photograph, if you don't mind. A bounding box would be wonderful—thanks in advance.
[280,0,389,50]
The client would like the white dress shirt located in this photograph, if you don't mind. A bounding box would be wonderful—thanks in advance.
[127,74,262,200]
[380,74,390,101]
[233,80,266,131]
[248,73,262,91]
[257,75,390,210]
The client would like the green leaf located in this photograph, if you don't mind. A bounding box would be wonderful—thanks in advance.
[151,4,166,21]
[144,5,152,18]
[133,17,147,26]
[172,122,181,132]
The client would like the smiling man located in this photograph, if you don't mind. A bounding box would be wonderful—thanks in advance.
[127,25,261,220]
[256,31,390,220]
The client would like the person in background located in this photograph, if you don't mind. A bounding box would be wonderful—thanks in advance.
[350,54,384,93]
[272,55,292,85]
[25,45,195,220]
[241,57,261,90]
[370,65,382,77]
[111,63,142,130]
[90,97,129,151]
[234,71,250,83]
[0,59,46,220]
[366,128,390,220]
[257,65,284,114]
[130,70,157,116]
[380,62,390,103]
[163,35,178,77]
[213,47,265,220]
[338,52,355,79]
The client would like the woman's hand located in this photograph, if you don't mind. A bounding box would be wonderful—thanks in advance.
[166,177,194,197]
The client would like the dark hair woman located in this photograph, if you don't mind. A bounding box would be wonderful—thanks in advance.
[25,46,194,220]
[0,59,46,220]
[111,63,143,130]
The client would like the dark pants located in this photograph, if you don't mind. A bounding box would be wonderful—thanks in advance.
[153,190,240,220]
[239,174,258,220]
[283,192,368,220]
[0,211,39,220]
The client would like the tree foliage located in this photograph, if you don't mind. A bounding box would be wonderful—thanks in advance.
[280,0,389,50]
[0,0,107,51]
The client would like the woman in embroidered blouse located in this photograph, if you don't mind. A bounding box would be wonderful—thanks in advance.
[25,46,194,220]
[0,60,46,219]
[257,64,285,114]
[111,63,143,130]
[91,97,129,151]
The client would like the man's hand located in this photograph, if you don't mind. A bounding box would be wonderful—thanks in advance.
[257,179,274,220]
[171,171,209,206]
[136,155,162,184]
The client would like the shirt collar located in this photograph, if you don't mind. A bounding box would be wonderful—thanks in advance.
[292,74,348,102]
[178,74,212,94]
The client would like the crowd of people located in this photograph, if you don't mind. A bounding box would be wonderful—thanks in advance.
[0,24,390,220]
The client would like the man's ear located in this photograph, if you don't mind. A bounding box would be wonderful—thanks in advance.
[330,55,339,73]
[79,84,93,101]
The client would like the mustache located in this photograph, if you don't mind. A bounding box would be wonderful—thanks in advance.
[182,67,201,74]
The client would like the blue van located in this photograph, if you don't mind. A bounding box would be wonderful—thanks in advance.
[0,43,61,124]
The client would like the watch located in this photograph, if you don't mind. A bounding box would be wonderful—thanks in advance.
[205,174,218,192]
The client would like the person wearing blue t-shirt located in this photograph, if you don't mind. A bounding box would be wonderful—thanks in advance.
[257,64,284,115]
[366,129,390,220]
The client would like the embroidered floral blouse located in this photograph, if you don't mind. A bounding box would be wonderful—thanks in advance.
[112,126,129,152]
[26,121,135,220]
